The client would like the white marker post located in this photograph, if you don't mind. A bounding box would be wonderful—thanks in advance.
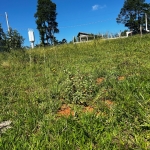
[145,13,149,32]
[28,29,35,49]
[140,25,142,37]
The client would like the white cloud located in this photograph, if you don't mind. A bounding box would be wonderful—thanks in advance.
[92,5,99,11]
[92,4,106,11]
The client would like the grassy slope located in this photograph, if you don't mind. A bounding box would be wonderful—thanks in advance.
[0,35,150,149]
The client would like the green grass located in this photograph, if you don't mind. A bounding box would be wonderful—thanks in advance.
[0,35,150,149]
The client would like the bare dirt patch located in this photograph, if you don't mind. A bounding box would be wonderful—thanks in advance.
[83,106,94,113]
[57,104,75,117]
[117,76,125,81]
[96,77,105,84]
[57,99,115,117]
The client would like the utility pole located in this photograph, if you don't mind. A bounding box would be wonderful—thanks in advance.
[5,12,10,33]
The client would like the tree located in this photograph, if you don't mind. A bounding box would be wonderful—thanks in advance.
[120,29,129,36]
[0,24,24,51]
[116,0,150,33]
[34,0,59,46]
[6,28,24,49]
[56,38,67,45]
[73,37,77,42]
[0,23,6,51]
[61,38,67,44]
[0,24,5,41]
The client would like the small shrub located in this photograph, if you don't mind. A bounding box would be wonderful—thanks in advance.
[61,70,97,105]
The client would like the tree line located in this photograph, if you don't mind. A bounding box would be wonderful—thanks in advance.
[1,0,150,51]
[117,0,150,34]
[35,0,150,45]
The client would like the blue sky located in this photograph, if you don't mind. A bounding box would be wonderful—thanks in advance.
[0,0,150,46]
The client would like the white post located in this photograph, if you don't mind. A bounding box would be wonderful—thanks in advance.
[31,42,34,49]
[28,29,35,49]
[145,13,149,32]
[140,25,142,37]
[53,33,55,46]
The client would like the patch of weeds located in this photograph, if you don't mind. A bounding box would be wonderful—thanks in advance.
[61,70,98,105]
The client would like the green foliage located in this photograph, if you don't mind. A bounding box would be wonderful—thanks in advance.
[0,24,5,41]
[61,70,97,104]
[34,0,59,45]
[61,38,67,44]
[6,28,24,50]
[120,29,128,36]
[0,24,7,51]
[73,36,77,42]
[0,24,24,51]
[117,0,150,33]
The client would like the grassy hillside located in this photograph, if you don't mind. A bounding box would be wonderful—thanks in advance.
[0,35,150,149]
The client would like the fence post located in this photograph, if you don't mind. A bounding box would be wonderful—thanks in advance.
[140,25,142,37]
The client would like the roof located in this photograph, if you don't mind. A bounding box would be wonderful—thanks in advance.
[77,32,91,37]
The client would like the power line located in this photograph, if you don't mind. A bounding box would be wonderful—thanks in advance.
[7,17,115,31]
[59,18,114,29]
[58,11,118,23]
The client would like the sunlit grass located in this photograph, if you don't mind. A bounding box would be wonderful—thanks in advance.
[0,35,150,149]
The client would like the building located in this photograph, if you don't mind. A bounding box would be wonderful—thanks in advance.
[76,32,95,42]
[77,32,90,42]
